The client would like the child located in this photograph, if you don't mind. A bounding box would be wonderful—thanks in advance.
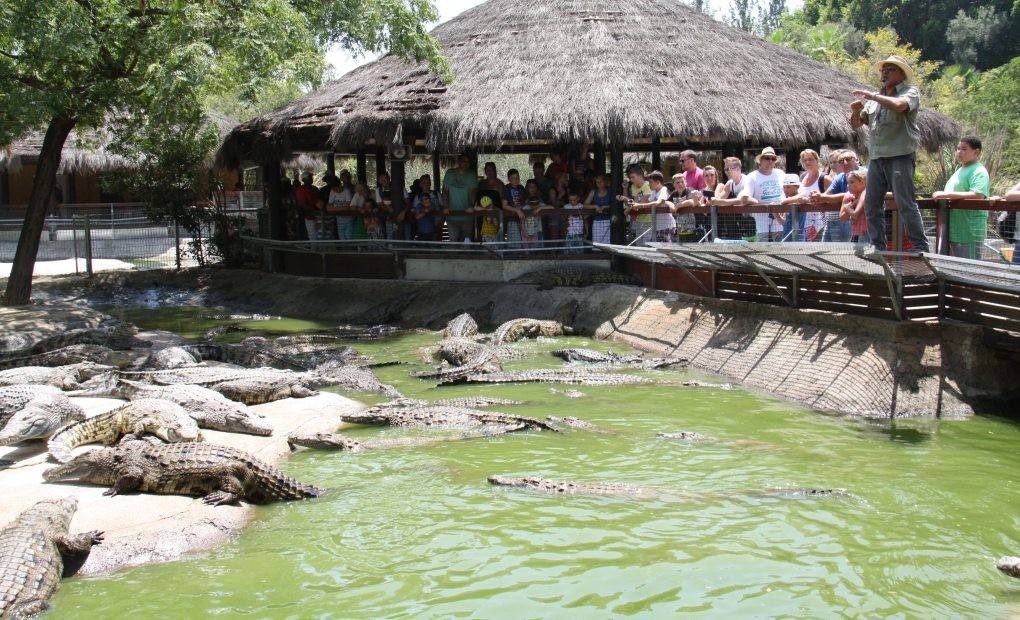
[363,198,383,239]
[414,194,438,241]
[618,165,652,244]
[329,179,355,240]
[502,168,528,245]
[545,173,569,240]
[563,188,586,249]
[470,195,501,242]
[840,170,869,248]
[521,179,549,245]
[625,170,674,243]
[584,174,613,244]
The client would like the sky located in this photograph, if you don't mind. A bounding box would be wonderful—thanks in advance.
[325,0,805,76]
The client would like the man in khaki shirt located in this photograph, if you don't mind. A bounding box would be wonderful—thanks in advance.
[850,55,930,252]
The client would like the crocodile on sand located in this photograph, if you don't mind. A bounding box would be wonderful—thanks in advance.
[0,320,148,360]
[510,266,642,290]
[121,366,318,405]
[47,398,202,463]
[1,384,65,426]
[0,363,114,390]
[287,425,523,452]
[0,498,103,619]
[0,344,120,371]
[0,393,86,447]
[491,319,573,345]
[183,341,310,371]
[74,377,273,436]
[44,442,323,505]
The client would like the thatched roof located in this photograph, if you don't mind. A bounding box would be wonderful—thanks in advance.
[220,0,959,165]
[2,111,239,174]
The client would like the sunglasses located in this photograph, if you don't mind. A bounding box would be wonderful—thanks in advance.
[760,156,777,161]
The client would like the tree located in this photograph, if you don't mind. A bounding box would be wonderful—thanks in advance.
[0,0,448,306]
[758,0,787,36]
[728,0,758,32]
[946,6,1011,70]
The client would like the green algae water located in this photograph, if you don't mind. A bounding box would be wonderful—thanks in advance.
[56,308,1020,617]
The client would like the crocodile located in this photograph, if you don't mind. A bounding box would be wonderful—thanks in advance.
[0,498,103,619]
[488,475,650,497]
[310,361,402,397]
[185,338,312,371]
[491,319,573,345]
[287,425,523,452]
[136,346,200,370]
[552,348,690,370]
[545,416,605,432]
[443,313,479,339]
[431,397,524,408]
[657,431,712,442]
[339,404,558,432]
[442,368,655,386]
[1,384,64,426]
[0,393,86,447]
[47,398,202,463]
[311,324,408,340]
[201,323,250,341]
[261,336,361,368]
[549,388,586,398]
[0,344,120,371]
[996,556,1020,578]
[413,343,503,383]
[44,442,323,505]
[75,378,273,436]
[510,266,642,290]
[0,363,114,390]
[0,320,148,359]
[120,367,318,405]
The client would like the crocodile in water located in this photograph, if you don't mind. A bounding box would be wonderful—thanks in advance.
[311,361,402,397]
[491,319,573,345]
[440,368,654,386]
[340,403,557,432]
[997,557,1020,578]
[552,348,689,370]
[44,442,323,505]
[0,363,114,390]
[182,341,310,371]
[510,266,642,290]
[488,475,650,497]
[443,313,479,339]
[47,398,202,463]
[0,498,103,619]
[0,393,86,447]
[287,425,523,452]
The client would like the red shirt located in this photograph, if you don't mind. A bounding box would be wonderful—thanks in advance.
[295,185,319,218]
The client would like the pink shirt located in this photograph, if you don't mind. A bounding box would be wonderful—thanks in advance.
[684,167,706,191]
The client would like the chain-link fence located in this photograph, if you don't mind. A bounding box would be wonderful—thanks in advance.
[0,203,217,276]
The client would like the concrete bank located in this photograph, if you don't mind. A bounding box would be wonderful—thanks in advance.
[0,391,363,576]
[35,268,1020,418]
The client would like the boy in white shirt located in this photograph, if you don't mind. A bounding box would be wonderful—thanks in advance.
[563,188,586,249]
[625,170,675,243]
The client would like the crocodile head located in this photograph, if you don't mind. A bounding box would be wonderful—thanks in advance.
[44,448,119,485]
[0,396,85,446]
[224,410,273,436]
[487,475,531,488]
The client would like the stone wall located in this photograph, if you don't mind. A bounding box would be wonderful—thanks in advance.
[42,269,1020,419]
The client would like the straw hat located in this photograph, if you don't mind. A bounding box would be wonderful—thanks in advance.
[755,147,778,164]
[873,55,914,83]
[783,173,800,186]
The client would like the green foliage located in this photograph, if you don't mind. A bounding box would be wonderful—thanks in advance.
[799,0,1018,68]
[728,0,757,33]
[946,6,1011,70]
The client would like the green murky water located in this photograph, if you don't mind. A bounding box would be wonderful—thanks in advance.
[54,307,1020,617]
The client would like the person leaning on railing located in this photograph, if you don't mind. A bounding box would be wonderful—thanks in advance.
[809,150,865,242]
[850,55,930,252]
[931,136,991,260]
[990,181,1020,264]
[624,170,675,243]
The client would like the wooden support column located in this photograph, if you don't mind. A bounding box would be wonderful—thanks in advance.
[468,150,479,177]
[0,168,8,205]
[356,151,367,183]
[263,160,283,241]
[66,171,76,203]
[391,158,406,215]
[375,146,387,178]
[651,137,662,171]
[432,150,441,186]
[593,140,606,175]
[326,152,336,177]
[610,144,625,246]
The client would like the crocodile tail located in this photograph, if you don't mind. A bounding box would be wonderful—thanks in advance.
[47,412,120,463]
[239,452,322,501]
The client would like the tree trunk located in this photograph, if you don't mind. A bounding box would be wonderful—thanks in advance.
[2,115,76,306]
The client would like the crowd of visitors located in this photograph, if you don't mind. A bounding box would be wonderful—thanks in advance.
[272,55,1016,260]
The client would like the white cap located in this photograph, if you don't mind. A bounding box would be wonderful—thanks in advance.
[783,174,800,186]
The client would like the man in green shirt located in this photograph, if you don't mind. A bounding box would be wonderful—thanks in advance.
[442,153,479,241]
[850,55,930,252]
[933,136,991,259]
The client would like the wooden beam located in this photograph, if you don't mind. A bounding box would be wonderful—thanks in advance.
[391,158,406,215]
[375,146,387,178]
[356,151,367,183]
[326,152,336,177]
[432,151,441,187]
[610,144,625,245]
[651,137,662,171]
[594,140,606,175]
[263,161,283,241]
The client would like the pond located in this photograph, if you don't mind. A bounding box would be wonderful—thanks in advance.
[54,307,1020,617]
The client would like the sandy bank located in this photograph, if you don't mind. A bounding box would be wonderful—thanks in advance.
[0,391,363,576]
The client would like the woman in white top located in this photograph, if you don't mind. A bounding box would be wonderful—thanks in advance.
[796,149,831,241]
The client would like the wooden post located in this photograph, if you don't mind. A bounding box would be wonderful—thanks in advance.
[66,171,76,203]
[432,150,441,186]
[375,146,387,178]
[610,144,625,246]
[263,160,283,241]
[356,151,367,183]
[326,152,336,177]
[594,140,606,175]
[391,158,406,216]
[468,150,479,177]
[651,137,662,171]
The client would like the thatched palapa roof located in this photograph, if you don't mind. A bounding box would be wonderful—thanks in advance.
[220,0,958,164]
[2,110,239,174]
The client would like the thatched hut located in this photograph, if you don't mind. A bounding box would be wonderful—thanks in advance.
[218,0,959,242]
[2,111,240,210]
